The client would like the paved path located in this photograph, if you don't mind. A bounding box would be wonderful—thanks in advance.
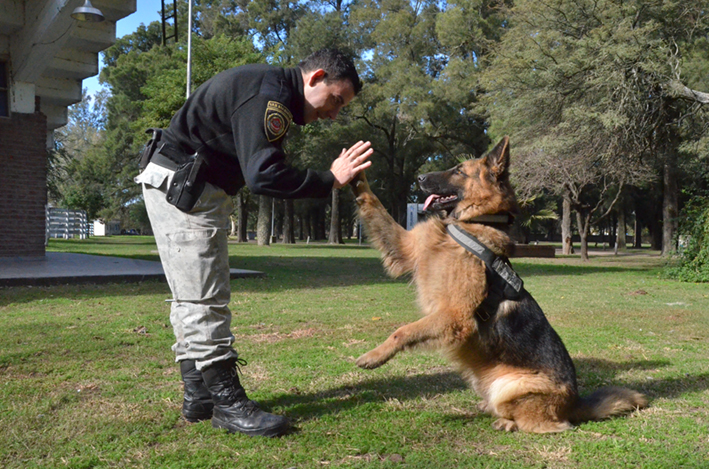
[0,252,264,287]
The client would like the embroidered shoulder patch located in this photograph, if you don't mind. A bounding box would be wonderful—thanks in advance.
[264,101,292,142]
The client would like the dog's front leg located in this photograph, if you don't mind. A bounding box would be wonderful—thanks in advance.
[350,172,415,277]
[356,312,473,369]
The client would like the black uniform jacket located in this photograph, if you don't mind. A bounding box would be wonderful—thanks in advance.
[161,64,335,198]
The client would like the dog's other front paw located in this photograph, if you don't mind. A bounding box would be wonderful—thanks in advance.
[355,349,387,369]
[477,400,493,414]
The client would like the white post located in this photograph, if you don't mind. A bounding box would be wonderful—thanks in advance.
[186,0,193,98]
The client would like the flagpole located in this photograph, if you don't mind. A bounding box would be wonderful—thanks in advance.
[186,0,193,98]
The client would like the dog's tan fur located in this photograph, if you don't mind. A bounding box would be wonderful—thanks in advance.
[351,136,646,433]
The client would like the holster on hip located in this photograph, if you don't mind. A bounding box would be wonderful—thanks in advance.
[165,152,207,212]
[140,127,208,213]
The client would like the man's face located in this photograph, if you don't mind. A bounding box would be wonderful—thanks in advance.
[302,69,356,124]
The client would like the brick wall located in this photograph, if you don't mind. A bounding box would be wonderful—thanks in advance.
[0,109,48,258]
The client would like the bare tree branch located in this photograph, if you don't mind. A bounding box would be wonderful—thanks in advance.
[667,80,709,105]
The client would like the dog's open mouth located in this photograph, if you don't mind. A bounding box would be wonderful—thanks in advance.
[422,193,459,212]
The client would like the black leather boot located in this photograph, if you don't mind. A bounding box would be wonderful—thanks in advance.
[201,358,290,437]
[180,360,214,422]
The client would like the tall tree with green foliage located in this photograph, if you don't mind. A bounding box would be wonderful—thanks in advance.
[49,89,108,219]
[342,0,491,225]
[480,0,709,259]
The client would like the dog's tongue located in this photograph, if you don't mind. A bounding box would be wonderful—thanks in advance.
[422,194,439,212]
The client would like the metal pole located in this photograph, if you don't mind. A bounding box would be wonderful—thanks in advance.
[186,0,193,98]
[161,0,166,46]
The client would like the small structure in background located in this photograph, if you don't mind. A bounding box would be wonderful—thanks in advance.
[406,203,425,231]
[45,208,88,241]
[92,219,121,236]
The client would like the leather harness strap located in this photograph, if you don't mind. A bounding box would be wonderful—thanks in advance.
[446,224,525,314]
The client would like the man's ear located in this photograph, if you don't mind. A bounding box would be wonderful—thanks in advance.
[485,136,510,180]
[307,69,327,87]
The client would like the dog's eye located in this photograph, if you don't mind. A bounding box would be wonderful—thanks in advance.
[454,168,466,177]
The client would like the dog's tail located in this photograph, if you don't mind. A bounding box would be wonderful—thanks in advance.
[570,387,647,424]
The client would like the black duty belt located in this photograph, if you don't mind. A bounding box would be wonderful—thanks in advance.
[151,143,190,171]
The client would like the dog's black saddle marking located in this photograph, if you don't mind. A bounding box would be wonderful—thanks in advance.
[446,224,524,307]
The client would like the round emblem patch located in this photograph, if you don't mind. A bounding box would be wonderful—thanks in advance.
[264,101,292,142]
[267,114,284,134]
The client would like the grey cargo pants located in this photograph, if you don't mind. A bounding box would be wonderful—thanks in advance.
[136,163,238,370]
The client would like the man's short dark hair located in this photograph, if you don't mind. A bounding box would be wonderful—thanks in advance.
[298,49,363,95]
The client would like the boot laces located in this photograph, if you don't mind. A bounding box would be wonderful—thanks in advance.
[229,358,248,378]
[241,399,260,416]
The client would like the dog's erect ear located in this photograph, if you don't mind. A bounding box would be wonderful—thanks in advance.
[485,136,510,180]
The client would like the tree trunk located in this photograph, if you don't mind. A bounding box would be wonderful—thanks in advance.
[575,210,590,261]
[257,195,271,246]
[273,199,281,244]
[315,206,326,240]
[229,215,237,237]
[562,192,573,255]
[634,215,642,248]
[283,199,295,244]
[662,156,678,256]
[616,207,626,252]
[236,192,248,243]
[328,189,343,244]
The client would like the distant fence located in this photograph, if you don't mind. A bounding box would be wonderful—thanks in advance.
[45,208,89,242]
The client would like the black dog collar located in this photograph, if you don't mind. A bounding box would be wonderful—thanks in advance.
[467,213,515,225]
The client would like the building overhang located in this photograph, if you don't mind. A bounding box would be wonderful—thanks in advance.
[0,0,136,130]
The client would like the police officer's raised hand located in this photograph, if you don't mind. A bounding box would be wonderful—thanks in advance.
[331,141,374,189]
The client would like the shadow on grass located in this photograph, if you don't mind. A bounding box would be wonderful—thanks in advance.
[260,358,708,424]
[512,262,653,277]
[267,371,470,423]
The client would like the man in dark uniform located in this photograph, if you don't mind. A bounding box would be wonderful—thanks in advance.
[135,49,373,437]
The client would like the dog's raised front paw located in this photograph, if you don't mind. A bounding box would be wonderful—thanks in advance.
[349,171,371,197]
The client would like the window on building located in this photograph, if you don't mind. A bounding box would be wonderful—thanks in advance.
[0,61,8,117]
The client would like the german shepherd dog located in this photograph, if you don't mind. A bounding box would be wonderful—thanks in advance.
[350,136,647,433]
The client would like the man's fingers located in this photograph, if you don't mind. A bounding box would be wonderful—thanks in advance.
[346,141,371,158]
[355,161,372,172]
[355,148,374,160]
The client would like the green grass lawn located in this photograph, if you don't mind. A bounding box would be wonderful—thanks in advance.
[1,237,708,468]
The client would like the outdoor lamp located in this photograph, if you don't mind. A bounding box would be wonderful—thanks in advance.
[71,0,105,22]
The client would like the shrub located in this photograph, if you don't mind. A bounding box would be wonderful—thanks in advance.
[665,196,709,282]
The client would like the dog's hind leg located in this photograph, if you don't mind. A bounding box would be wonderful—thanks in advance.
[482,367,576,433]
[356,311,474,369]
[496,396,573,434]
[493,392,574,433]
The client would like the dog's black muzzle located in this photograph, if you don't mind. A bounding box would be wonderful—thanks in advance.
[417,170,456,194]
